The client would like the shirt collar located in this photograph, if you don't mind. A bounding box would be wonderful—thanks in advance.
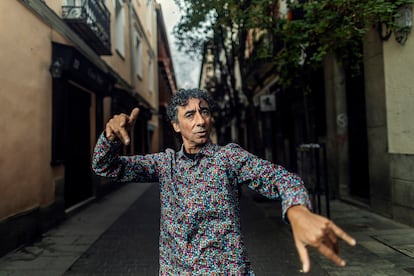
[177,141,218,160]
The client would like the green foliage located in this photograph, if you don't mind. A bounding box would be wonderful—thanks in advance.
[173,0,414,89]
[270,0,414,88]
[173,0,246,58]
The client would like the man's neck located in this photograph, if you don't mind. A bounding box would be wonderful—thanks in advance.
[183,143,205,154]
[183,147,197,160]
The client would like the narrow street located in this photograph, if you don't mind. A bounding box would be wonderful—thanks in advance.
[1,182,413,275]
[64,183,327,276]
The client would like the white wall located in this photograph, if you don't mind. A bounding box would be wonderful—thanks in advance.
[383,14,414,154]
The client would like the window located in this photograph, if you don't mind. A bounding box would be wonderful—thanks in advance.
[135,31,143,78]
[146,0,153,33]
[115,0,125,57]
[148,54,153,93]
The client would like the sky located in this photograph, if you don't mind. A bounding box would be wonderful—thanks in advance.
[157,0,202,89]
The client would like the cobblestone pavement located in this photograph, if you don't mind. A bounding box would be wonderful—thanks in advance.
[64,183,160,275]
[247,189,414,276]
[65,184,327,276]
[0,182,413,275]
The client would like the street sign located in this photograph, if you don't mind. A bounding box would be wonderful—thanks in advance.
[259,94,276,112]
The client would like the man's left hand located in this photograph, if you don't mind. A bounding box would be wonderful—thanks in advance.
[287,205,356,273]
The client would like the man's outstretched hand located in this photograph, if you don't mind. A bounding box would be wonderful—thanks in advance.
[105,108,140,145]
[287,205,356,273]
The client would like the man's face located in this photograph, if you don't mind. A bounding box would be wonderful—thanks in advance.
[172,97,212,153]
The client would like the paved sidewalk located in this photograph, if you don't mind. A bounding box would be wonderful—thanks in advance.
[249,190,414,276]
[0,182,413,275]
[309,199,414,276]
[60,183,328,276]
[0,182,153,276]
[64,183,160,275]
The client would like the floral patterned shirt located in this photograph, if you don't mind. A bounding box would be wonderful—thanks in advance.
[92,134,311,275]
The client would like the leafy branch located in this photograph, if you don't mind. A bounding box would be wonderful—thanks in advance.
[264,0,414,88]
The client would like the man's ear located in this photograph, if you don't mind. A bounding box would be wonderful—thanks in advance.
[172,121,180,133]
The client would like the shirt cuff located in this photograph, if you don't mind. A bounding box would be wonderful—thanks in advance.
[281,192,312,224]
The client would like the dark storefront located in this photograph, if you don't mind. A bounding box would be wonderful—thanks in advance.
[50,42,114,209]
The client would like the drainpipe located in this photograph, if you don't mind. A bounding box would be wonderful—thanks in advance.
[128,0,136,90]
[324,53,350,199]
[127,0,138,153]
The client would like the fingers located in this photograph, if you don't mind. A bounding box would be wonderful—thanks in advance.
[308,221,356,270]
[105,108,140,145]
[127,107,140,129]
[315,241,346,267]
[326,228,339,254]
[296,242,311,273]
[105,124,116,141]
[330,222,357,247]
[297,230,345,272]
[117,127,131,145]
[106,121,130,145]
[290,209,357,273]
[129,108,140,124]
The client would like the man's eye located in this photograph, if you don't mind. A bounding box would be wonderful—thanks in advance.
[201,109,210,116]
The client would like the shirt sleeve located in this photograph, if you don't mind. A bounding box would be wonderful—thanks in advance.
[92,132,159,182]
[225,143,312,222]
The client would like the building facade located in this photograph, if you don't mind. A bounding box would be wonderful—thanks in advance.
[0,0,164,256]
[359,12,414,225]
[199,1,414,226]
[156,2,179,151]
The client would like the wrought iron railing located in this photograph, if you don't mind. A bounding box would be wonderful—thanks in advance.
[62,0,111,55]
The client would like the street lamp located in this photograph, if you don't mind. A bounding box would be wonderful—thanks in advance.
[394,5,413,45]
[49,58,64,78]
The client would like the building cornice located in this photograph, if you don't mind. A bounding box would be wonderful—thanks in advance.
[20,0,110,73]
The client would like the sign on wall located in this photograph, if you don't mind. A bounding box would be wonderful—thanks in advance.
[260,94,276,112]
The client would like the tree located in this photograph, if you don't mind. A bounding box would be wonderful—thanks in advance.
[173,0,254,146]
[271,0,414,88]
[173,0,414,147]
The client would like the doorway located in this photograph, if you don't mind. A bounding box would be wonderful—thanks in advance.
[64,83,93,208]
[346,72,370,200]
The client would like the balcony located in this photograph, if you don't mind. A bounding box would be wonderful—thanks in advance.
[62,0,111,55]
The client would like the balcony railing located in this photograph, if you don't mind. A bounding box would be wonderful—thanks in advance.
[62,0,111,55]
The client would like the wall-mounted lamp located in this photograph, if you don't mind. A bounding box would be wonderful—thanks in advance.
[394,5,413,45]
[49,58,64,78]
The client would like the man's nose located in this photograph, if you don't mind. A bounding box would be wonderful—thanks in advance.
[195,112,206,126]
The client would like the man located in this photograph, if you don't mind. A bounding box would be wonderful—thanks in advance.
[92,88,356,275]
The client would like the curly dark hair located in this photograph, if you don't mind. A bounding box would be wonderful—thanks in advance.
[166,88,215,122]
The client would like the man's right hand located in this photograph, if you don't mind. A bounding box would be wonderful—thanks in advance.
[287,205,356,273]
[105,108,140,145]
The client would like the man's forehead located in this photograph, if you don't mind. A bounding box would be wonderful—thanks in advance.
[180,98,209,109]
